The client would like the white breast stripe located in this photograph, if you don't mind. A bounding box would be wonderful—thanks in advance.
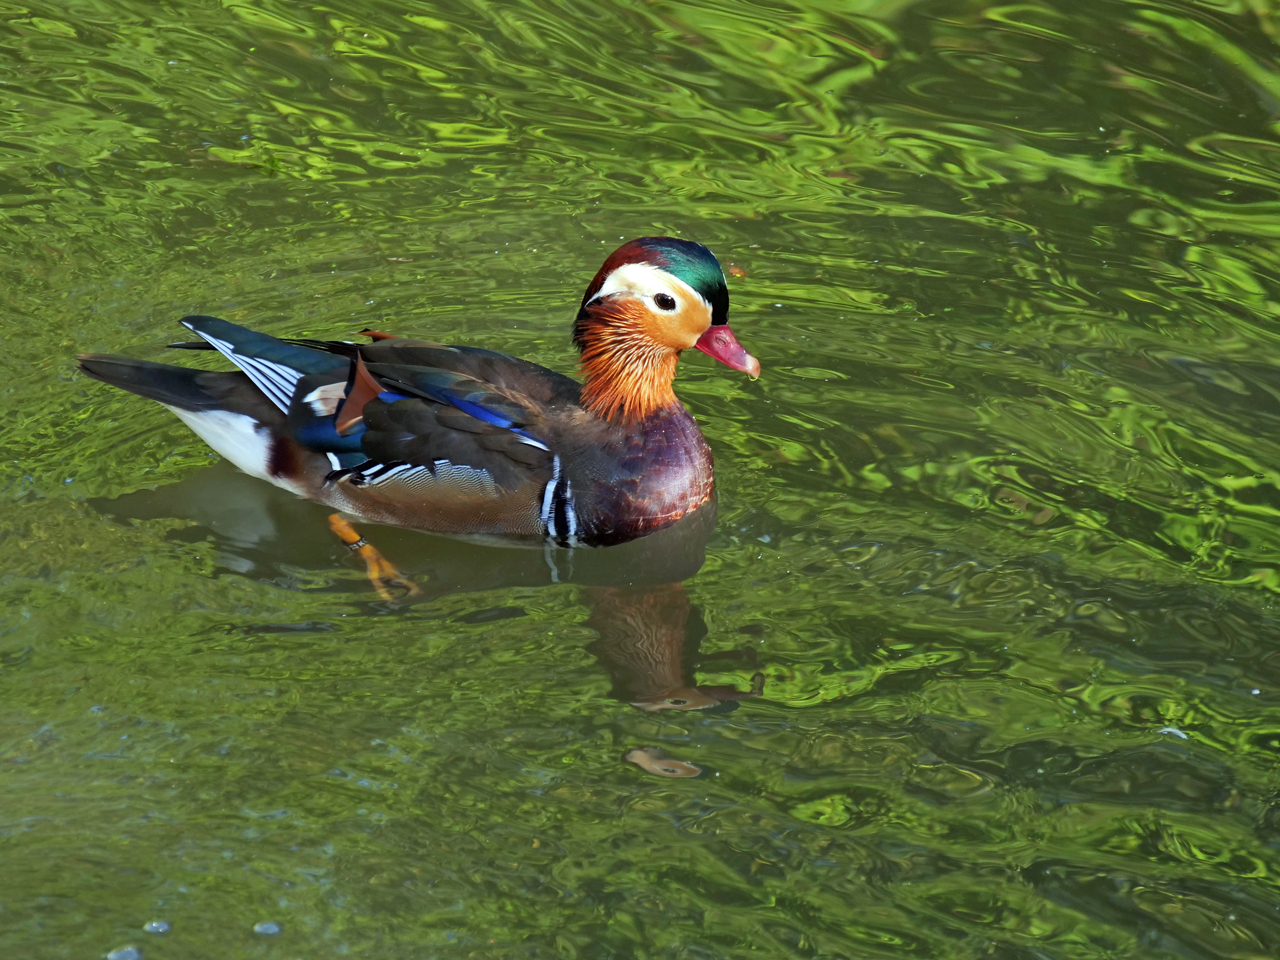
[564,480,578,547]
[190,329,303,414]
[541,455,561,538]
[541,462,581,547]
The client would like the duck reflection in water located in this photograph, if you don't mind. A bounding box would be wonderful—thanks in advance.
[586,583,764,713]
[98,464,764,776]
[334,494,766,729]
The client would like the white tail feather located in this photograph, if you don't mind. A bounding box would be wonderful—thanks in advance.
[165,406,274,483]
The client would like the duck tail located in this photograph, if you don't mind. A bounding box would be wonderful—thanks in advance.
[78,353,293,484]
[78,354,228,411]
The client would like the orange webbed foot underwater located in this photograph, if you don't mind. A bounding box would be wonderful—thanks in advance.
[328,514,421,602]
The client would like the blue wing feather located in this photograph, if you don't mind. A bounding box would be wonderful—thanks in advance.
[449,396,514,428]
[375,367,531,429]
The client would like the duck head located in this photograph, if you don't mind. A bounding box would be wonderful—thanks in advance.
[573,237,760,422]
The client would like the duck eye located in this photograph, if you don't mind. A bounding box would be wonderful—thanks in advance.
[654,293,677,311]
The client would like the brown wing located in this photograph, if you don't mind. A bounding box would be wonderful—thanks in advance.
[358,339,583,407]
[329,368,563,538]
[276,333,584,538]
[279,335,583,408]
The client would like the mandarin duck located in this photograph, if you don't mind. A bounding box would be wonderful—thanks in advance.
[78,238,759,548]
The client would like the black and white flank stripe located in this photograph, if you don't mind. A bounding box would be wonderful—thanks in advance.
[540,455,579,547]
[343,459,499,499]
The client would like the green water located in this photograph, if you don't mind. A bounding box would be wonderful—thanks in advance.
[6,0,1280,956]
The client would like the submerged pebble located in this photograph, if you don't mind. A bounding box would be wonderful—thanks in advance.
[106,948,141,960]
[253,921,282,936]
[143,921,169,934]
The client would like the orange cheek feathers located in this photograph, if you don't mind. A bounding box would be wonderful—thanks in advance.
[642,300,712,350]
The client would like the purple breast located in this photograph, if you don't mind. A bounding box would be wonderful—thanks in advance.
[580,406,714,547]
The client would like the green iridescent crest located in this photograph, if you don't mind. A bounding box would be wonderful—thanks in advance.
[594,237,730,325]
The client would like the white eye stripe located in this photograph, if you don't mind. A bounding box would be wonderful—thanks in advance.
[590,262,710,313]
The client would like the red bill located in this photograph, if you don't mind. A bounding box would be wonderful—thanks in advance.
[693,324,760,379]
